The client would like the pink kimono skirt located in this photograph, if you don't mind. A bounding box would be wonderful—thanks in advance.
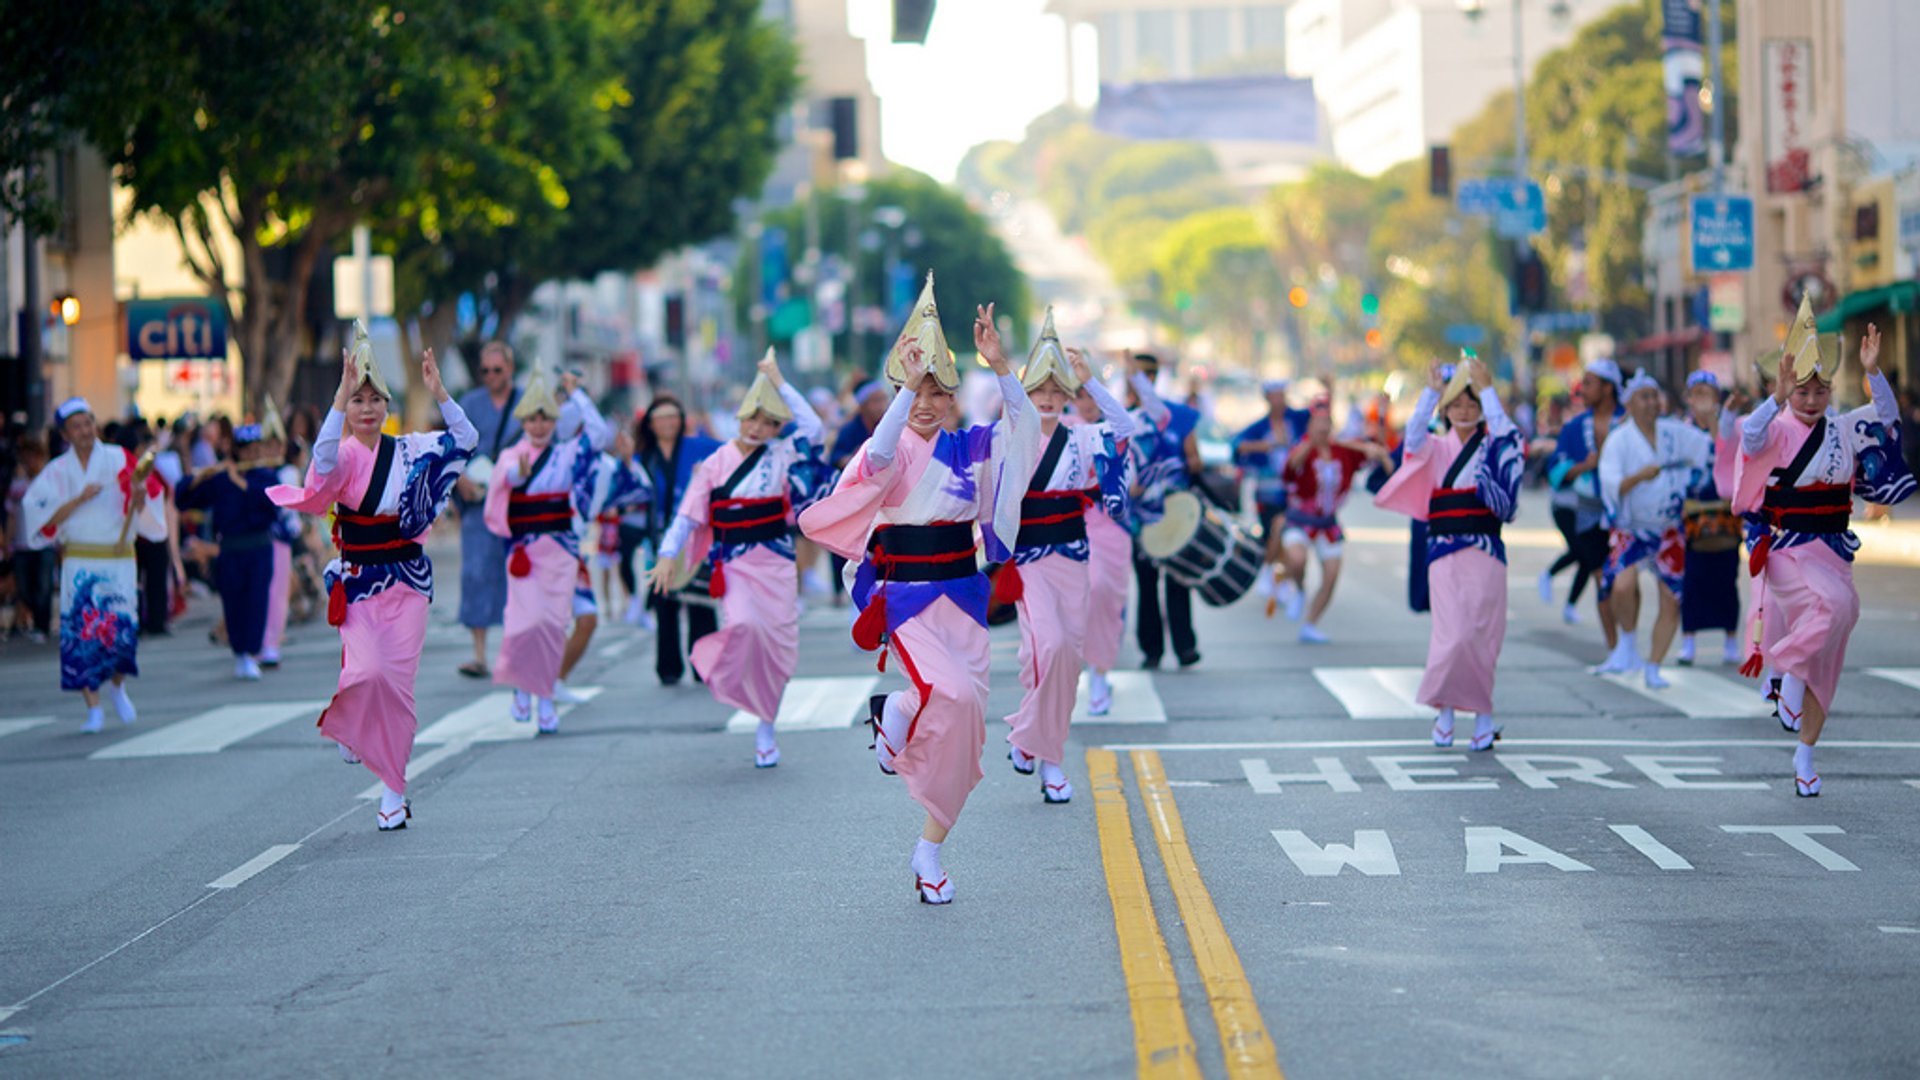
[1416,547,1506,716]
[690,546,799,724]
[323,586,429,794]
[1005,553,1087,765]
[1762,543,1857,712]
[889,595,993,830]
[264,540,292,657]
[1082,509,1131,672]
[494,536,576,699]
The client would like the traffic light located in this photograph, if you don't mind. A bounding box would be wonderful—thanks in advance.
[1287,286,1309,308]
[1429,145,1452,198]
[1365,328,1385,349]
[664,295,686,348]
[1360,292,1379,316]
[829,97,858,161]
[1513,246,1548,314]
[894,0,936,43]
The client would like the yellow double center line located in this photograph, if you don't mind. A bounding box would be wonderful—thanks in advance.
[1088,748,1284,1080]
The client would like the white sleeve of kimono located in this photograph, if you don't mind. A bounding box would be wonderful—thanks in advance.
[1718,407,1740,441]
[557,388,609,451]
[864,388,916,470]
[1867,371,1898,427]
[1404,388,1439,455]
[1087,378,1134,440]
[21,463,69,550]
[439,397,479,452]
[1597,428,1628,513]
[1479,387,1514,438]
[1742,397,1780,454]
[780,384,823,445]
[657,514,697,560]
[1129,373,1171,428]
[313,409,347,476]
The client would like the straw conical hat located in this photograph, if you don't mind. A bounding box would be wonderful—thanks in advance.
[1020,307,1080,394]
[349,320,390,399]
[1780,293,1842,384]
[737,348,793,423]
[884,272,959,392]
[513,365,563,420]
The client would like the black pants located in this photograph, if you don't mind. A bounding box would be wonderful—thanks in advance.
[1133,552,1196,663]
[1548,507,1608,606]
[135,537,171,633]
[651,592,717,683]
[615,524,649,598]
[12,548,53,633]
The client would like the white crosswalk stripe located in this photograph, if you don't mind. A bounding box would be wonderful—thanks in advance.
[1867,667,1920,693]
[0,717,54,741]
[90,701,327,760]
[1073,671,1166,724]
[1312,667,1429,720]
[1594,668,1774,719]
[726,676,879,732]
[414,687,605,745]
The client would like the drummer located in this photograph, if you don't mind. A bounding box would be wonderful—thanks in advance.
[1273,399,1392,642]
[1126,353,1202,670]
[996,310,1133,802]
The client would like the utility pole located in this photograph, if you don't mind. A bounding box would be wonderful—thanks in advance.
[1707,0,1725,194]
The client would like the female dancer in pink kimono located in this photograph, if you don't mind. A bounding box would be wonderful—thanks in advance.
[269,324,477,830]
[798,284,1040,904]
[647,350,827,768]
[997,310,1133,802]
[1733,314,1913,795]
[1069,381,1136,717]
[484,367,610,733]
[1374,355,1524,751]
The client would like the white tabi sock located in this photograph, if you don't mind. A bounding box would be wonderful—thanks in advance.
[1617,630,1640,664]
[755,720,777,753]
[1722,634,1743,665]
[83,706,105,733]
[1779,674,1808,728]
[379,785,406,815]
[912,838,943,880]
[1434,706,1456,737]
[1793,742,1815,781]
[1473,712,1496,741]
[1677,634,1696,663]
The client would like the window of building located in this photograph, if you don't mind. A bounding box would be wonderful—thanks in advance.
[1136,10,1177,77]
[1246,5,1288,52]
[1098,12,1126,82]
[1191,8,1235,73]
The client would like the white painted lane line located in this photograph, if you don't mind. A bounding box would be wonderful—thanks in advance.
[1105,738,1920,751]
[2,891,220,1023]
[595,636,636,660]
[361,688,603,799]
[1596,668,1773,719]
[0,717,54,740]
[726,675,876,733]
[1905,780,1920,791]
[207,844,300,889]
[1867,667,1920,693]
[89,701,326,759]
[1312,667,1428,720]
[1880,926,1920,935]
[1074,671,1166,724]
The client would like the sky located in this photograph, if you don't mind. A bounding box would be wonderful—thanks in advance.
[845,0,1099,181]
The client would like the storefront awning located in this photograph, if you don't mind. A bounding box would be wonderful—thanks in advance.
[1815,280,1920,332]
[1627,328,1707,354]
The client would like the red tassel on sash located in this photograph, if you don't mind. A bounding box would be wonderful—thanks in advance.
[327,579,347,627]
[508,544,531,578]
[990,563,1024,607]
[852,593,887,653]
[1747,534,1772,577]
[709,560,727,599]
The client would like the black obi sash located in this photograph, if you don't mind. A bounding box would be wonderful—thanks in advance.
[868,521,978,583]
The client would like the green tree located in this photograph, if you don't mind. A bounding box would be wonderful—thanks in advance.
[739,170,1027,375]
[88,0,628,412]
[1152,207,1281,361]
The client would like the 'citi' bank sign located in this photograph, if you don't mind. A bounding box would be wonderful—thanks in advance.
[127,298,227,361]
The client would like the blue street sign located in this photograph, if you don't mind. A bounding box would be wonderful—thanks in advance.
[1444,324,1488,347]
[1457,178,1546,237]
[1527,311,1596,333]
[1690,194,1754,271]
[126,297,226,361]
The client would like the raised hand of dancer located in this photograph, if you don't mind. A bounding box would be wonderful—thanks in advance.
[421,348,451,404]
[1467,356,1494,393]
[1774,350,1794,405]
[560,369,581,398]
[1860,323,1883,373]
[1066,346,1094,386]
[898,340,928,392]
[974,303,1011,375]
[758,351,786,387]
[333,346,359,412]
[1426,357,1448,393]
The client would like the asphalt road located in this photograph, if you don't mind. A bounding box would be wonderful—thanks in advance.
[3,499,1918,1079]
